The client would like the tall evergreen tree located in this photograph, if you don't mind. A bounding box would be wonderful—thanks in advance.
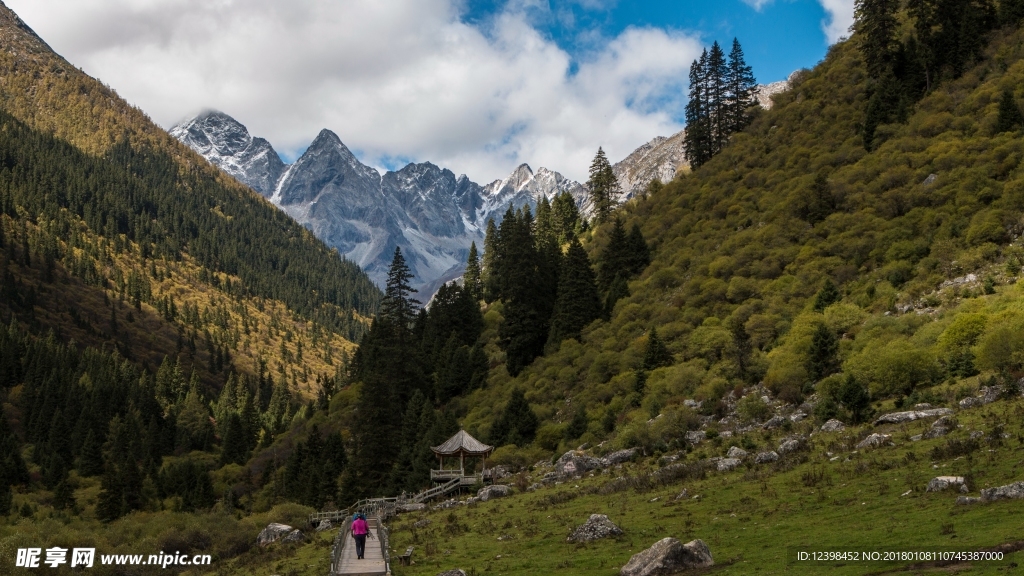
[642,327,673,370]
[464,242,482,301]
[996,89,1024,132]
[548,237,600,347]
[707,41,729,153]
[603,273,630,319]
[625,223,651,276]
[598,218,630,290]
[813,279,841,311]
[808,323,840,381]
[482,219,499,302]
[586,148,617,222]
[725,38,758,134]
[854,0,900,77]
[496,207,551,376]
[552,191,581,243]
[380,247,419,334]
[685,49,712,169]
[489,389,539,447]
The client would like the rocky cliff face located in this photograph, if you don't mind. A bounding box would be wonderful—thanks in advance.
[171,112,589,294]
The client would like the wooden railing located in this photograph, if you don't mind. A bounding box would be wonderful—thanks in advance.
[412,477,461,503]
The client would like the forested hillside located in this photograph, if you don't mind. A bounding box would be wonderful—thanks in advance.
[0,0,384,564]
[421,0,1024,466]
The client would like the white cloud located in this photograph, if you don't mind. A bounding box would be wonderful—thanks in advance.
[818,0,854,44]
[740,0,775,11]
[7,0,700,183]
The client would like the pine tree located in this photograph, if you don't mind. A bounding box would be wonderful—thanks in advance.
[603,273,630,319]
[813,279,841,311]
[854,0,900,77]
[808,323,840,381]
[996,89,1024,132]
[489,389,539,447]
[838,375,872,424]
[497,207,550,376]
[598,218,630,290]
[220,412,247,466]
[78,430,104,477]
[464,242,482,301]
[684,50,713,168]
[1000,0,1024,26]
[552,192,581,243]
[380,247,419,335]
[482,219,499,302]
[625,223,651,276]
[642,327,673,370]
[548,237,600,347]
[725,38,758,134]
[707,41,729,153]
[564,406,588,441]
[587,148,617,222]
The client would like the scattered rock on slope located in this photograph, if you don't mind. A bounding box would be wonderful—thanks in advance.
[620,538,713,576]
[556,450,606,477]
[927,476,968,492]
[437,570,467,576]
[923,416,956,439]
[874,408,953,425]
[820,419,845,432]
[567,514,625,543]
[856,433,892,450]
[257,523,304,547]
[981,481,1024,502]
[477,485,513,501]
[726,446,747,459]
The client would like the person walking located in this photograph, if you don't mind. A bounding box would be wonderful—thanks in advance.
[352,512,369,560]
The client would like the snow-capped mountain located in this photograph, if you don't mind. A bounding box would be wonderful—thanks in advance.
[171,111,589,295]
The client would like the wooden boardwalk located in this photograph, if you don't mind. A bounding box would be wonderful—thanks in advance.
[333,517,387,575]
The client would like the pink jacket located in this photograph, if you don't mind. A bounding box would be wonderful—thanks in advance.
[352,518,368,536]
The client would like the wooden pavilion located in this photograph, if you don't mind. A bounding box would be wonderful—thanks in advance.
[430,430,494,484]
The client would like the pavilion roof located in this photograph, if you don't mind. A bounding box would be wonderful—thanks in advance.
[431,429,493,456]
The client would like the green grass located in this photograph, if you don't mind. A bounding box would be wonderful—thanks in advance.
[382,395,1024,575]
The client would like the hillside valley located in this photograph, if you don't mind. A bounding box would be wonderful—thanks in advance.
[2,0,1024,575]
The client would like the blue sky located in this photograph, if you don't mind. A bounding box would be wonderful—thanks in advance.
[9,0,852,182]
[462,0,842,85]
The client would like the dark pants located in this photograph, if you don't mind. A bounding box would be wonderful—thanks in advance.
[354,534,367,558]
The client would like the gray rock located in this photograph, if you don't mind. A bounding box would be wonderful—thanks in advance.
[567,514,625,543]
[556,450,605,478]
[400,503,428,512]
[726,446,748,459]
[981,481,1024,502]
[762,415,787,429]
[956,496,982,505]
[605,448,639,465]
[674,489,689,500]
[413,518,433,529]
[958,396,978,409]
[927,476,967,492]
[923,173,938,186]
[789,412,807,422]
[257,523,301,547]
[685,431,706,445]
[778,438,804,454]
[717,458,742,472]
[315,519,333,532]
[477,485,513,502]
[620,538,713,576]
[923,416,955,439]
[683,399,702,409]
[820,419,845,432]
[873,408,953,426]
[527,483,542,492]
[437,570,467,576]
[856,433,891,450]
[754,451,779,464]
[281,529,305,544]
